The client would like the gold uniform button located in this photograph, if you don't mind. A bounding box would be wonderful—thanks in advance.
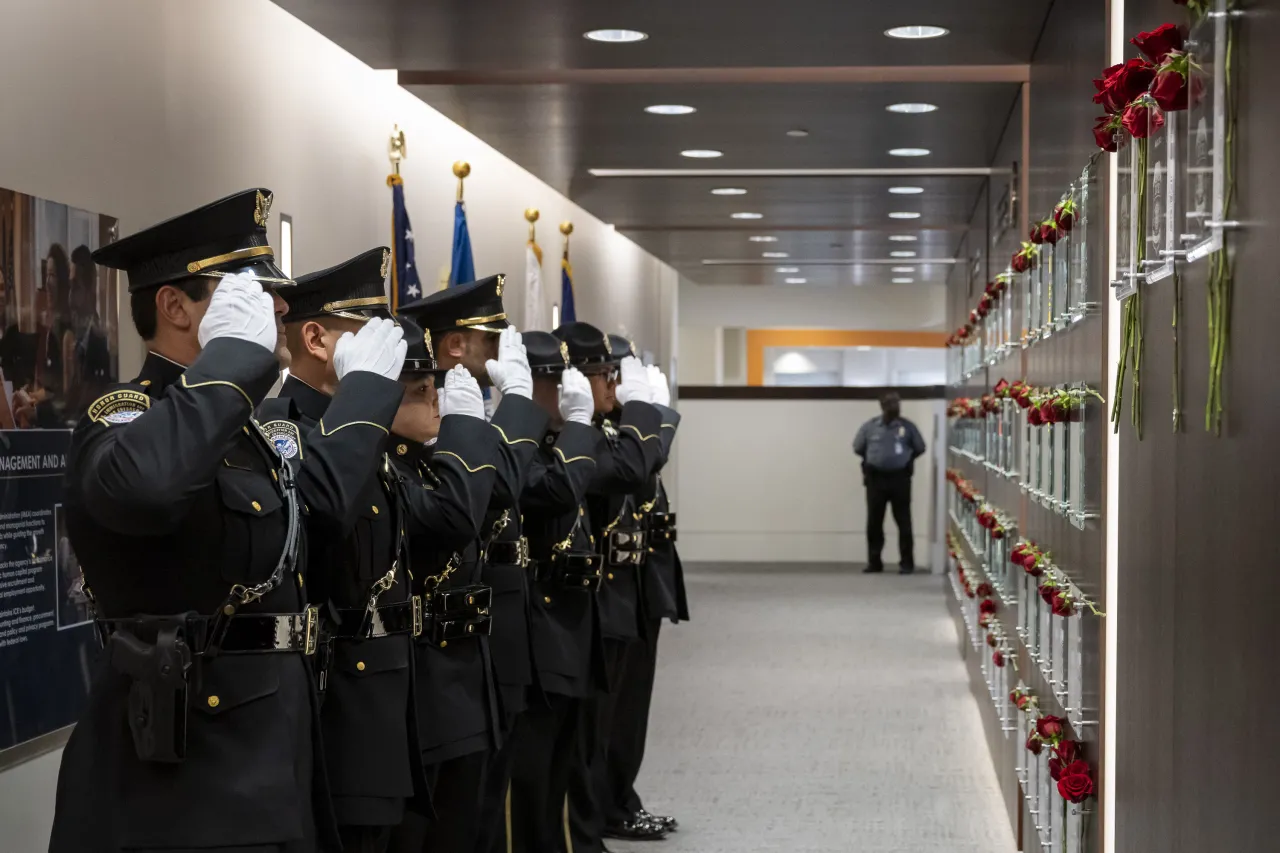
[544,596,552,604]
[372,506,380,515]
[648,547,655,553]
[356,662,366,671]
[140,379,151,387]
[607,572,615,581]
[251,501,262,512]
[207,695,220,709]
[440,641,448,648]
[397,444,408,455]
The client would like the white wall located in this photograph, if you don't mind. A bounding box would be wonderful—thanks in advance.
[672,398,944,564]
[0,0,678,840]
[680,283,948,330]
[677,326,720,385]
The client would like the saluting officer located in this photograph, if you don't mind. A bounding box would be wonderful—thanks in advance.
[553,322,666,852]
[506,333,605,853]
[266,248,500,853]
[392,276,547,853]
[598,336,684,837]
[50,189,406,853]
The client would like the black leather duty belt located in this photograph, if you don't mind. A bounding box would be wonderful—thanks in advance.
[648,511,678,543]
[486,537,530,568]
[534,553,604,590]
[329,597,423,640]
[100,607,320,656]
[608,529,647,567]
[421,585,493,647]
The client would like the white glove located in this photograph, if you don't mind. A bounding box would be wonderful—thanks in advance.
[484,327,533,399]
[333,318,407,381]
[647,365,672,408]
[615,356,654,406]
[558,367,594,425]
[438,365,486,420]
[197,271,277,353]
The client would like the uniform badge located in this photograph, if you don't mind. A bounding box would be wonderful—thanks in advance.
[88,389,150,426]
[898,426,906,438]
[380,249,391,281]
[495,274,505,296]
[601,419,619,440]
[261,419,303,460]
[254,190,273,227]
[559,341,570,367]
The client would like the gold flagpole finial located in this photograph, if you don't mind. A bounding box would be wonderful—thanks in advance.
[389,125,407,175]
[525,208,540,241]
[453,161,471,202]
[560,221,573,252]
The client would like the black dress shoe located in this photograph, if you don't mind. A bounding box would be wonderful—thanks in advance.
[636,809,679,833]
[899,565,916,575]
[603,816,669,841]
[862,564,884,574]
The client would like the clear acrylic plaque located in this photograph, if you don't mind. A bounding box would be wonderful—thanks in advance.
[1113,133,1140,301]
[1067,604,1084,724]
[1071,162,1098,320]
[1066,804,1084,853]
[1039,246,1054,340]
[1053,233,1071,329]
[1182,0,1228,263]
[1145,109,1178,284]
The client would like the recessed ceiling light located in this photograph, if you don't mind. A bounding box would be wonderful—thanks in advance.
[584,28,649,43]
[889,186,925,194]
[776,266,800,273]
[711,187,748,195]
[889,148,931,157]
[888,235,918,241]
[892,266,916,273]
[890,250,917,258]
[681,149,723,159]
[857,346,872,352]
[645,104,695,115]
[785,277,808,284]
[889,212,921,219]
[748,235,777,242]
[762,251,789,258]
[786,129,810,138]
[884,25,949,39]
[892,277,915,284]
[886,103,939,114]
[731,212,763,219]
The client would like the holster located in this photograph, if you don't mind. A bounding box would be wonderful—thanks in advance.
[108,619,193,764]
[421,584,493,646]
[648,510,678,543]
[608,528,647,567]
[537,552,605,590]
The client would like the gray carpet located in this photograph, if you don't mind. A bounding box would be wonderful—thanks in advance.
[621,564,1017,853]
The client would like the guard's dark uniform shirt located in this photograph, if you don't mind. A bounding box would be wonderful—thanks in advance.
[50,340,401,853]
[638,405,688,625]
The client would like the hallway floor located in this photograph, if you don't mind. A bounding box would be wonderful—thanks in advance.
[620,564,1017,853]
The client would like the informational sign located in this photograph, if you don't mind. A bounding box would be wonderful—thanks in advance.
[0,187,119,761]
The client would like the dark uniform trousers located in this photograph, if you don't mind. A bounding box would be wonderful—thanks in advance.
[506,423,603,853]
[51,342,403,853]
[270,379,499,851]
[865,466,914,569]
[565,402,663,853]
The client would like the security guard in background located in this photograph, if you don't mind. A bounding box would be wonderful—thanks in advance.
[598,335,684,838]
[555,322,666,852]
[268,249,500,853]
[392,276,547,853]
[506,333,604,853]
[51,189,407,853]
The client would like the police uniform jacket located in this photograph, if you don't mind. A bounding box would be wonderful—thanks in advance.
[50,340,401,853]
[268,375,498,827]
[523,422,606,698]
[586,400,663,644]
[638,405,689,624]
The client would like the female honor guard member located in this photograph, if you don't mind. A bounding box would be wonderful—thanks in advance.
[50,189,408,853]
[553,321,667,852]
[268,248,500,853]
[506,332,605,853]
[394,276,548,853]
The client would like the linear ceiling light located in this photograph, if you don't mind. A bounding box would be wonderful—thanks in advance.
[889,186,925,194]
[892,266,917,272]
[889,148,931,157]
[889,212,921,219]
[889,235,918,241]
[645,104,695,114]
[886,103,939,114]
[681,149,723,158]
[776,266,800,273]
[731,212,763,219]
[748,235,777,242]
[890,250,918,258]
[885,25,949,39]
[892,277,915,284]
[585,29,649,42]
[761,251,789,258]
[785,277,808,284]
[711,187,748,195]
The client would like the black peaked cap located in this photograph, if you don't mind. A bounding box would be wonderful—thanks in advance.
[525,331,571,375]
[553,321,619,368]
[607,333,638,362]
[284,247,392,323]
[397,315,447,378]
[399,274,509,334]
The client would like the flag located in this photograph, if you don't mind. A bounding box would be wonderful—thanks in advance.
[524,239,543,329]
[450,201,475,287]
[560,245,577,324]
[388,174,421,311]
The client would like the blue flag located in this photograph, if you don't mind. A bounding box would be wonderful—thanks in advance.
[450,201,475,287]
[388,175,422,311]
[560,246,577,324]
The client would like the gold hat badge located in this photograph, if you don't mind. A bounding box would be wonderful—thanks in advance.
[254,190,273,227]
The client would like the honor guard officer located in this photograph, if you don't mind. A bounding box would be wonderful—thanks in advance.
[553,322,667,852]
[50,189,407,853]
[394,276,547,853]
[599,337,685,838]
[506,333,605,853]
[268,248,500,853]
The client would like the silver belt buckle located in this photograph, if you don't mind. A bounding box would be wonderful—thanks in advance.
[302,605,319,656]
[411,596,424,638]
[517,536,530,568]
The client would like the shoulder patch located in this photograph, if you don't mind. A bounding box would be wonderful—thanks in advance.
[88,390,150,425]
[260,419,303,460]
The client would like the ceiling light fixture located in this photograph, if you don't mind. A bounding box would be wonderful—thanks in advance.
[889,186,925,194]
[889,212,921,219]
[884,25,949,39]
[776,266,800,273]
[731,212,763,219]
[748,235,777,242]
[889,147,931,157]
[888,235,918,241]
[681,149,723,159]
[890,250,918,258]
[886,103,939,114]
[892,277,915,284]
[857,346,872,352]
[711,187,748,195]
[584,28,649,43]
[785,278,808,284]
[786,129,810,137]
[892,266,916,272]
[762,252,789,258]
[645,104,696,115]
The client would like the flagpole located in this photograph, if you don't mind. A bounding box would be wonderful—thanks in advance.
[388,125,407,311]
[453,161,470,203]
[526,208,539,242]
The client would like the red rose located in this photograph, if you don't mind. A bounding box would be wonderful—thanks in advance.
[1055,739,1080,765]
[1016,694,1032,710]
[1091,62,1125,112]
[1152,68,1187,111]
[1052,591,1078,617]
[1038,400,1056,424]
[977,302,990,319]
[1027,406,1044,426]
[969,309,979,324]
[967,587,977,600]
[1036,715,1066,741]
[1026,733,1044,755]
[1040,222,1061,245]
[992,651,1005,667]
[1112,58,1158,106]
[1028,225,1044,245]
[1039,584,1058,606]
[1131,23,1184,64]
[979,598,998,616]
[994,378,1010,396]
[976,581,994,597]
[1015,391,1033,410]
[1054,200,1076,232]
[1011,251,1029,274]
[1057,760,1095,803]
[1093,115,1120,152]
[992,526,1006,540]
[1122,100,1164,139]
[986,633,997,648]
